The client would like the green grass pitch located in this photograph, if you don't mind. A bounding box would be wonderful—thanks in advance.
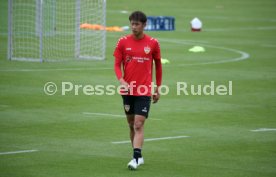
[0,0,276,177]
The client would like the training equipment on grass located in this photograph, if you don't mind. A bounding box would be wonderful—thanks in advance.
[8,0,106,62]
[161,58,170,64]
[190,17,202,32]
[80,23,127,32]
[188,46,205,52]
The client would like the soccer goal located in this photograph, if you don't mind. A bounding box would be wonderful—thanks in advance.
[8,0,106,62]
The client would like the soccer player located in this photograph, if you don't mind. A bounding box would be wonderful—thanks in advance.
[113,11,162,170]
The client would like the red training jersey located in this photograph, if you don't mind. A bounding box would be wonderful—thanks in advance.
[113,34,162,96]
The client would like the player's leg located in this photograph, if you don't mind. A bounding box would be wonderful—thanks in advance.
[126,114,135,147]
[127,115,145,170]
[133,114,145,163]
[133,115,145,149]
[128,96,150,170]
[121,95,136,148]
[132,96,151,150]
[122,95,140,170]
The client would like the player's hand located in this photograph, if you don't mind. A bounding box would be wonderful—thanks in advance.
[119,78,128,87]
[152,89,160,104]
[119,78,129,94]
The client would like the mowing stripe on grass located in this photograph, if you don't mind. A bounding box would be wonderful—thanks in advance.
[83,112,162,120]
[83,112,124,118]
[251,128,276,132]
[261,44,276,48]
[0,67,111,72]
[0,149,38,155]
[112,135,190,144]
[205,26,276,32]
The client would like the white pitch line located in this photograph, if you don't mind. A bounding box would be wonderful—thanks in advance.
[120,10,128,14]
[0,38,250,72]
[112,135,190,144]
[0,149,38,155]
[251,128,276,132]
[158,38,250,66]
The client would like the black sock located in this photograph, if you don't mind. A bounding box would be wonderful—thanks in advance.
[133,148,142,163]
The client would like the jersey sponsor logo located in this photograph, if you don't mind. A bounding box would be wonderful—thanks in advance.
[144,46,151,54]
[126,55,132,62]
[132,56,149,63]
[126,48,132,51]
[124,105,130,112]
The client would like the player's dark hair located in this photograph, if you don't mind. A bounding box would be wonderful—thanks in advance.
[129,11,147,23]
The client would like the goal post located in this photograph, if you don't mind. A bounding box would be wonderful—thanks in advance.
[8,0,106,62]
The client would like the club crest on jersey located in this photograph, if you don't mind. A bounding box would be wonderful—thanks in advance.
[144,46,151,54]
[124,105,130,112]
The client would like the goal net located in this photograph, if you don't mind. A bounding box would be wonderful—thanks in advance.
[8,0,106,62]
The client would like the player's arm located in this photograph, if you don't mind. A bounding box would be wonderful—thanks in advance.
[153,40,162,103]
[155,58,162,87]
[114,57,128,86]
[114,57,123,80]
[114,57,129,96]
[153,58,162,103]
[113,38,129,88]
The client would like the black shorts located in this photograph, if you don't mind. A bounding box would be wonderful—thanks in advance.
[122,95,151,118]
